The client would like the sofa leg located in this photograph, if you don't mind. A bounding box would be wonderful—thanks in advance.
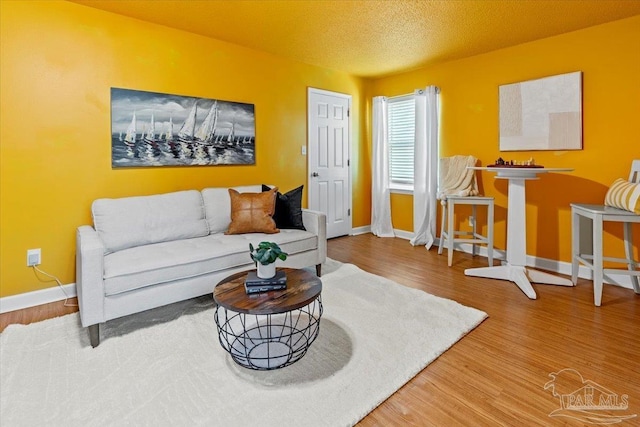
[89,324,100,348]
[316,264,322,277]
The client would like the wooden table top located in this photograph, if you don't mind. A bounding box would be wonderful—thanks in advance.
[213,268,322,315]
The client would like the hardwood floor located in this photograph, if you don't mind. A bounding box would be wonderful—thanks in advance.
[2,233,638,426]
[0,297,78,332]
[329,235,639,426]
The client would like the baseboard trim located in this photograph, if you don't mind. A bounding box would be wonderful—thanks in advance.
[534,256,635,290]
[360,228,413,240]
[1,233,634,313]
[438,240,635,290]
[0,283,77,314]
[392,229,413,240]
[350,225,371,235]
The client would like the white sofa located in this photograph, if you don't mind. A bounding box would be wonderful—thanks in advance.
[76,185,326,347]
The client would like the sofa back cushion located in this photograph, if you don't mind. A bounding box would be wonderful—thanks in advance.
[202,185,261,233]
[92,190,209,253]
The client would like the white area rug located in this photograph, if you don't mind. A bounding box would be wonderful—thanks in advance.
[1,260,487,426]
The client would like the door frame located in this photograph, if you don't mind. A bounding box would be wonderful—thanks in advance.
[307,87,353,237]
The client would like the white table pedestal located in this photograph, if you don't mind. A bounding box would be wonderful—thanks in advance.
[464,167,574,299]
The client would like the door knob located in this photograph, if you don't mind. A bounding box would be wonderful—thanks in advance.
[311,172,319,177]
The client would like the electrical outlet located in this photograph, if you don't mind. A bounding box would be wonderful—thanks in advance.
[27,248,41,267]
[301,145,307,155]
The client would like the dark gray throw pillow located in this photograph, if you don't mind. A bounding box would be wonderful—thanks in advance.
[262,184,306,230]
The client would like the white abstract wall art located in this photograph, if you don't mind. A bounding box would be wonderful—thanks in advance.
[499,71,582,151]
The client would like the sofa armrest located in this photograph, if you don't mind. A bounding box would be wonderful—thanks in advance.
[76,225,106,327]
[302,208,327,262]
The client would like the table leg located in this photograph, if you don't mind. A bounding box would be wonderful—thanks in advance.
[623,222,640,294]
[571,208,581,285]
[506,178,527,266]
[593,216,604,307]
[465,265,536,299]
[464,175,572,299]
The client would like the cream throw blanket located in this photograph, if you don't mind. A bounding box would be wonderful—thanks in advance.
[438,155,479,199]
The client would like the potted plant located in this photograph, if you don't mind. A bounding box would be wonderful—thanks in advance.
[249,241,288,279]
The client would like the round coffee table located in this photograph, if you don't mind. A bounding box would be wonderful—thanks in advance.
[213,268,323,370]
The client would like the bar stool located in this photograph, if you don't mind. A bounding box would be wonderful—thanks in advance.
[571,160,640,306]
[437,155,494,267]
[438,196,494,267]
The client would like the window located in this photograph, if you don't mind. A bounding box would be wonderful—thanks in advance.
[387,95,415,191]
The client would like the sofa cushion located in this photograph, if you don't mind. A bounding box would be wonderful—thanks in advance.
[102,230,318,296]
[262,184,306,230]
[92,190,209,253]
[202,185,261,234]
[226,187,279,234]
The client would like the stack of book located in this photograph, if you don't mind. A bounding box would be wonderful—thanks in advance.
[244,270,287,294]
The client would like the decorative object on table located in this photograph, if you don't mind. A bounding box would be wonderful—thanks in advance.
[488,157,544,168]
[249,241,288,279]
[110,87,255,168]
[244,270,288,294]
[499,71,582,151]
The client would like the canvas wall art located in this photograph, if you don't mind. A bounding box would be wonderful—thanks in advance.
[111,88,255,167]
[499,71,582,151]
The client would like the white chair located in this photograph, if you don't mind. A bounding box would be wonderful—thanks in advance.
[437,156,494,267]
[571,160,640,306]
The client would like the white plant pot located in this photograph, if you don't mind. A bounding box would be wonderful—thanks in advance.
[256,262,276,279]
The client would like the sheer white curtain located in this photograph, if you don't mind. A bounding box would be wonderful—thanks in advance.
[371,96,394,237]
[410,86,440,248]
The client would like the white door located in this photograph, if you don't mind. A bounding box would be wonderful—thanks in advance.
[307,88,351,239]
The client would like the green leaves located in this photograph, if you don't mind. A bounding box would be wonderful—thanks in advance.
[249,241,288,265]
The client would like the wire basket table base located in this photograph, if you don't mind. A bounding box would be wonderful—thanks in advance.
[215,297,322,370]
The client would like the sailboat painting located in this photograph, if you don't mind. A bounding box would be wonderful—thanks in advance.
[111,87,255,167]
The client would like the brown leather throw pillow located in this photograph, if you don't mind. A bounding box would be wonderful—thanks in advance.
[225,187,279,234]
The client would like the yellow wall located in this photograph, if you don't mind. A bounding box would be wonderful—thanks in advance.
[0,1,368,297]
[370,15,640,263]
[2,1,638,300]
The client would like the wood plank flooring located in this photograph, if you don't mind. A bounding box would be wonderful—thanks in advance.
[2,233,638,426]
[329,235,639,426]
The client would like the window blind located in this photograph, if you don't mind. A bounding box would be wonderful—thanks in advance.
[387,95,415,188]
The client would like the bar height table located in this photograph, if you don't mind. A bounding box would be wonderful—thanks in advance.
[464,167,574,299]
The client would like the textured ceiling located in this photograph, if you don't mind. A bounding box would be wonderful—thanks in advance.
[69,0,640,78]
